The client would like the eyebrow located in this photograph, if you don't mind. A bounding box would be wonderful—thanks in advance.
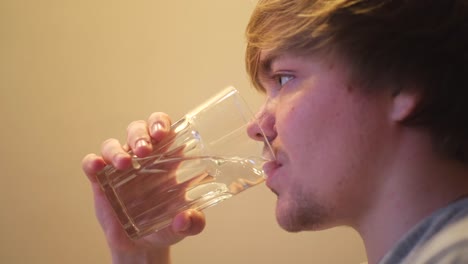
[256,52,285,91]
[259,52,279,77]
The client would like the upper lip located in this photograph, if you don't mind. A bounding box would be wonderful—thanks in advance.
[262,142,277,162]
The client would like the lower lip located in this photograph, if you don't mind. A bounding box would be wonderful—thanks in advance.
[263,161,281,186]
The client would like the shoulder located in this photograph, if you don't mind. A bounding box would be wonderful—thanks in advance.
[405,216,468,263]
[380,198,468,264]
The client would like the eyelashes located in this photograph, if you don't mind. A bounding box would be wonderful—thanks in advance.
[259,71,295,94]
[276,74,294,87]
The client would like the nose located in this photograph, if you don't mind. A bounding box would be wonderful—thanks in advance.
[247,99,277,143]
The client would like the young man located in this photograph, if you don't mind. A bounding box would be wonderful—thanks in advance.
[82,0,468,263]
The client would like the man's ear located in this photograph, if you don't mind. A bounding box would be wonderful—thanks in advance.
[390,88,421,122]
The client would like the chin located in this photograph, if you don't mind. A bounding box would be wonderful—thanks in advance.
[277,220,304,233]
[275,201,306,233]
[275,195,333,232]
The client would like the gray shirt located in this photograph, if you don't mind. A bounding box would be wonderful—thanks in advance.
[379,197,468,264]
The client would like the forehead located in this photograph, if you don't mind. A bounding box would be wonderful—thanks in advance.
[258,50,298,75]
[257,48,357,88]
[258,50,277,72]
[259,50,293,68]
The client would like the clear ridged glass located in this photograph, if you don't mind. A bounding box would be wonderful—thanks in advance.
[97,87,273,239]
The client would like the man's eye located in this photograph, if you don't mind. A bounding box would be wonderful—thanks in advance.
[277,75,294,86]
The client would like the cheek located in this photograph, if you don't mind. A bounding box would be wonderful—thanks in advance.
[275,89,382,190]
[275,95,321,180]
[276,102,310,155]
[276,91,331,163]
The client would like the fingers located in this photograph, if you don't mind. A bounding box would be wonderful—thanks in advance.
[82,112,173,180]
[147,112,172,141]
[101,138,132,170]
[126,112,172,157]
[126,120,152,157]
[81,153,107,183]
[172,210,206,236]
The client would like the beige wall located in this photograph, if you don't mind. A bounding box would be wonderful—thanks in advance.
[0,1,366,263]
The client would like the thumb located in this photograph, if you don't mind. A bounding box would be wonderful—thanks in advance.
[172,210,206,236]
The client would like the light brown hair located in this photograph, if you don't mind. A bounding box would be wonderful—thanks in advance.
[245,0,468,163]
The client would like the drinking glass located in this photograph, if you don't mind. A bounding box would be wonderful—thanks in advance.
[97,86,273,239]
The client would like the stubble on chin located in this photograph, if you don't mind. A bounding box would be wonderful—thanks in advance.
[275,194,332,233]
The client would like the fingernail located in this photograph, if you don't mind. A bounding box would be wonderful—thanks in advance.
[113,153,129,164]
[151,122,164,134]
[136,139,149,148]
[178,215,191,232]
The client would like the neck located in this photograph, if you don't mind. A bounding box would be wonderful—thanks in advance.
[352,132,468,264]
